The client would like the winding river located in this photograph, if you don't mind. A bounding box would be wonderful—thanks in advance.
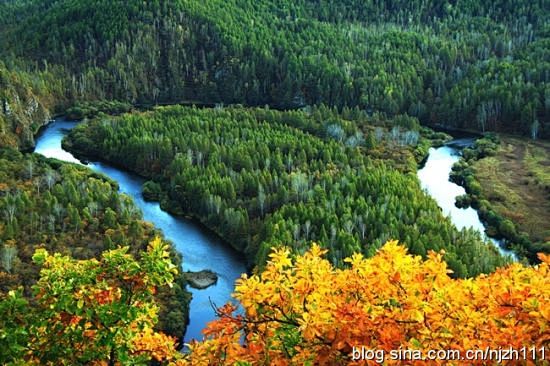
[33,118,246,343]
[33,121,514,343]
[417,138,515,259]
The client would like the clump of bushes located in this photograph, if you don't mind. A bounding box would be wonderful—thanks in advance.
[455,194,472,208]
[66,100,132,120]
[142,180,163,201]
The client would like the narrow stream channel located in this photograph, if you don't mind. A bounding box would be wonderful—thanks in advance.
[33,118,247,343]
[417,138,516,259]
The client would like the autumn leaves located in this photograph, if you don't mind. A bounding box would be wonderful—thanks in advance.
[2,238,548,364]
[181,242,549,365]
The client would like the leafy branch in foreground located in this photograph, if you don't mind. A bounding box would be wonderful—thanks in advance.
[0,237,180,366]
[181,241,549,365]
[2,239,548,365]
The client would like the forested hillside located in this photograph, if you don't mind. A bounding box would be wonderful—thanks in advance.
[65,106,510,276]
[0,149,190,339]
[0,0,548,146]
[0,1,548,364]
[0,62,64,149]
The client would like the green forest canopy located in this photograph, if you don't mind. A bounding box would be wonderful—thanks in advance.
[0,0,547,146]
[66,105,511,277]
[0,148,190,339]
[0,2,547,362]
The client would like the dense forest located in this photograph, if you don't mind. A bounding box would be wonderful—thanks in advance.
[65,106,511,276]
[0,0,548,364]
[0,148,190,339]
[0,0,548,148]
[0,61,63,149]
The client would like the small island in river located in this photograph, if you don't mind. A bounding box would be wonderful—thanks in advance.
[185,270,219,289]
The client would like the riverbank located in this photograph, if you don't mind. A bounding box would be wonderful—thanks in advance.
[450,134,550,261]
[63,106,512,279]
[64,134,249,271]
[416,138,514,262]
[33,119,247,343]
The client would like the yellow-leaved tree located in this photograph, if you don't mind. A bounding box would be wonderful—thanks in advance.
[2,240,548,365]
[0,237,180,366]
[179,241,549,365]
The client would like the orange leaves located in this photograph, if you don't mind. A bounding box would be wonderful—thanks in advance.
[538,252,550,268]
[180,240,550,365]
[93,287,120,305]
[68,315,82,327]
[21,238,181,365]
[202,303,241,339]
[131,327,177,362]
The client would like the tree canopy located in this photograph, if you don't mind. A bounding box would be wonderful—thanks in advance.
[0,0,548,148]
[0,148,190,339]
[3,239,547,365]
[180,241,550,365]
[66,106,511,275]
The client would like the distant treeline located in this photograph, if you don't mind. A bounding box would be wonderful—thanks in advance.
[0,0,547,149]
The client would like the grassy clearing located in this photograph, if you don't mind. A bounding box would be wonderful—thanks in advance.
[472,136,550,243]
[524,143,550,192]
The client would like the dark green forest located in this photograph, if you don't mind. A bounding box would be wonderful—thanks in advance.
[0,2,548,361]
[0,149,190,339]
[65,105,510,276]
[0,0,548,149]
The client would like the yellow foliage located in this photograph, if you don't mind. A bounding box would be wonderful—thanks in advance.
[131,327,177,362]
[179,241,549,365]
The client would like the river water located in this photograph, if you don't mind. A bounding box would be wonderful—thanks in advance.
[417,138,515,259]
[33,119,246,343]
[33,121,514,343]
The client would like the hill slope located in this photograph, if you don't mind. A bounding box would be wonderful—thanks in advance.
[0,0,548,145]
